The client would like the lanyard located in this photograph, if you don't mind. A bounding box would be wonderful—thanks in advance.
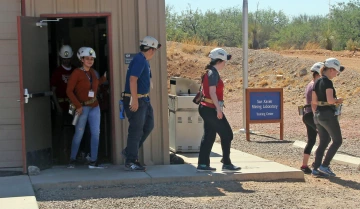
[81,67,92,83]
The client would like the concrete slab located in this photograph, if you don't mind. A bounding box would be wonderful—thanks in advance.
[293,140,360,167]
[175,143,303,182]
[30,165,152,190]
[29,142,303,190]
[145,164,214,183]
[0,175,38,209]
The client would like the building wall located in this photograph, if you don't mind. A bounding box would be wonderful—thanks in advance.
[23,0,169,165]
[0,0,22,168]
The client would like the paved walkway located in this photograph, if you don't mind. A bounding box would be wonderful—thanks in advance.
[0,143,304,209]
[293,140,360,168]
[0,175,38,209]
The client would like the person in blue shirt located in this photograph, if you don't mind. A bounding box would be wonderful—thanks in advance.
[122,36,161,171]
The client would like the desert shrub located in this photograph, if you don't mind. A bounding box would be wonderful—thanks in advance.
[345,39,360,51]
[304,42,321,50]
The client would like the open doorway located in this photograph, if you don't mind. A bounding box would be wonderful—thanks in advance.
[47,17,112,165]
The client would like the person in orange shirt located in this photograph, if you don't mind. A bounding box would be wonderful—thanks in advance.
[66,47,106,169]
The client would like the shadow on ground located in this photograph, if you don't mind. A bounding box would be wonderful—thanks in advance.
[0,171,23,177]
[35,181,255,201]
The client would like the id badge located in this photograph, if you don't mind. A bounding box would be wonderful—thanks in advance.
[88,90,95,98]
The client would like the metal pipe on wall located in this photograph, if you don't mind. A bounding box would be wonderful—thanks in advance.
[242,0,249,131]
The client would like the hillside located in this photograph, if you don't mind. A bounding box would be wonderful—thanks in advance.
[166,41,360,106]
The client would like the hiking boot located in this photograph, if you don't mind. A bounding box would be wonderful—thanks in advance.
[88,161,106,169]
[319,165,336,177]
[222,164,241,172]
[125,162,146,172]
[196,164,216,172]
[67,159,76,169]
[300,165,312,174]
[312,169,329,178]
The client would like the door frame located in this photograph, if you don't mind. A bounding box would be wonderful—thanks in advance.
[18,13,115,173]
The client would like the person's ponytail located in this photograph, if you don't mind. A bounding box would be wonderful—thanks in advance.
[204,59,221,70]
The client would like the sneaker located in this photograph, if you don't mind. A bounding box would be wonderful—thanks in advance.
[67,159,76,169]
[312,169,329,177]
[300,165,312,174]
[319,165,336,177]
[222,164,241,171]
[134,160,146,168]
[196,164,216,172]
[125,162,146,172]
[88,161,106,169]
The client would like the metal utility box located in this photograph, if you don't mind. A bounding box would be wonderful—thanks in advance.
[168,77,203,153]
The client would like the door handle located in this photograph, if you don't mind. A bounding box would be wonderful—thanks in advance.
[22,88,53,104]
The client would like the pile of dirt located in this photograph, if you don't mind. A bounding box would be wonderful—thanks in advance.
[166,41,360,106]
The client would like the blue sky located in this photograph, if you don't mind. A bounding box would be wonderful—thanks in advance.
[166,0,350,17]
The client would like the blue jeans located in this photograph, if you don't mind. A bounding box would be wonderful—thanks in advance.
[70,105,100,162]
[123,97,154,163]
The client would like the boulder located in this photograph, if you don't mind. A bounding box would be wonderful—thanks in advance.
[28,166,40,176]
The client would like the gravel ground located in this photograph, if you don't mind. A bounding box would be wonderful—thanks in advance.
[36,176,360,209]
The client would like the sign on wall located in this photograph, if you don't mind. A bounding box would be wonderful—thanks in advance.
[246,88,283,141]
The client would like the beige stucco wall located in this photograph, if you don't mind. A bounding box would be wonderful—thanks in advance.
[22,0,169,165]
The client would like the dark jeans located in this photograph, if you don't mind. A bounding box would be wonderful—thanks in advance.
[52,111,73,158]
[314,109,342,168]
[123,97,154,163]
[302,112,317,155]
[198,104,233,166]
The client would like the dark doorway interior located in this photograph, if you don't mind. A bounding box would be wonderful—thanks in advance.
[47,17,112,165]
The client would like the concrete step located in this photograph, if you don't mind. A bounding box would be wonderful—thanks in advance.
[30,143,303,190]
[0,175,38,209]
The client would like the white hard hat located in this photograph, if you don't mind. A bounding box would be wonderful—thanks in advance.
[310,62,324,74]
[324,58,342,72]
[59,45,73,58]
[78,47,96,58]
[208,48,232,61]
[77,47,87,60]
[140,36,161,49]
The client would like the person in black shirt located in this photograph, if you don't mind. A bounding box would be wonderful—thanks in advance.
[300,62,322,174]
[311,58,344,177]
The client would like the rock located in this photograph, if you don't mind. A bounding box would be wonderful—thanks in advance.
[28,166,40,176]
[299,68,307,76]
[357,164,360,171]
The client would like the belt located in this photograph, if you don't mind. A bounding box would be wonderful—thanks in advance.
[317,101,335,106]
[81,97,97,106]
[202,98,225,106]
[58,98,70,103]
[123,93,149,98]
[202,98,214,104]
